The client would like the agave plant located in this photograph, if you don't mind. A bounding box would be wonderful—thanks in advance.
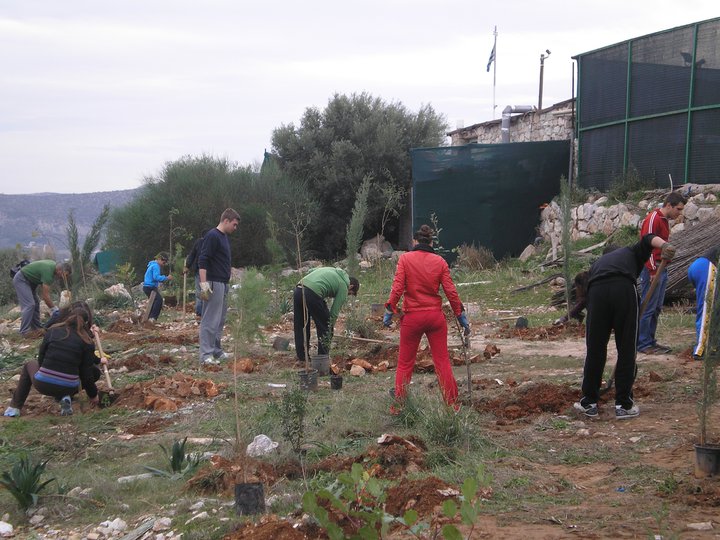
[143,437,201,479]
[0,456,55,510]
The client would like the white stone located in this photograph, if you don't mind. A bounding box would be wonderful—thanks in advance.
[518,244,536,262]
[595,196,608,205]
[185,511,209,525]
[153,517,172,532]
[686,522,713,531]
[117,473,154,483]
[349,365,366,377]
[697,208,714,222]
[189,501,204,511]
[671,223,685,234]
[29,514,44,525]
[683,201,699,220]
[691,193,705,203]
[706,193,717,202]
[86,533,101,540]
[0,522,13,537]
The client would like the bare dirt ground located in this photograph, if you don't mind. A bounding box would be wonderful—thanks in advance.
[2,306,718,539]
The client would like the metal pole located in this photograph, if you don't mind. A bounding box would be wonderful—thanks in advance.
[538,49,551,111]
[492,26,497,119]
[538,54,545,111]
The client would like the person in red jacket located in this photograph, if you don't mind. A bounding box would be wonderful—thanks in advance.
[384,224,470,412]
[637,192,685,354]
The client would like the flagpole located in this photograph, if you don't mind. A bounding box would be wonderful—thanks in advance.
[492,26,497,119]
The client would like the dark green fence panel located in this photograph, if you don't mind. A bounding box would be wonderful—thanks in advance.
[411,141,570,260]
[576,17,720,191]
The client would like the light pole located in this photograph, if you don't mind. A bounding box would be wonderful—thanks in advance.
[538,49,551,111]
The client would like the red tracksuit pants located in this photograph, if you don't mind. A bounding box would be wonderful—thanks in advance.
[394,310,458,405]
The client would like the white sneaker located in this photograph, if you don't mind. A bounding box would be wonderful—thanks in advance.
[3,407,20,417]
[215,352,231,360]
[201,357,220,365]
[60,396,73,416]
[615,404,639,419]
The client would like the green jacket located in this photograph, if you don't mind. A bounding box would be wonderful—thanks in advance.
[300,267,351,323]
[20,260,57,286]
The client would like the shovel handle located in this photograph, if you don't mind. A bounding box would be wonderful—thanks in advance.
[639,258,668,317]
[92,328,114,391]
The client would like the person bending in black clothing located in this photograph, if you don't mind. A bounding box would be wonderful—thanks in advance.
[574,234,675,420]
[3,304,101,417]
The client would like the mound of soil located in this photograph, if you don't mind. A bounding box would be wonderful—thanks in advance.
[477,381,580,421]
[313,435,427,480]
[187,455,302,496]
[385,476,458,517]
[116,354,157,371]
[492,323,585,341]
[113,372,224,411]
[224,516,311,540]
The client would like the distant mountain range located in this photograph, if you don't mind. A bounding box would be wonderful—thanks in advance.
[0,189,139,257]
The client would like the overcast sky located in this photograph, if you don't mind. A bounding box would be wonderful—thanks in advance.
[1,1,716,194]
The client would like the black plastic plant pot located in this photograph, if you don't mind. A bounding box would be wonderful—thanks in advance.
[694,443,720,478]
[311,354,330,376]
[298,368,318,391]
[330,374,343,390]
[235,482,265,515]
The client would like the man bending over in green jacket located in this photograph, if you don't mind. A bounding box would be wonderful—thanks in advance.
[293,267,359,364]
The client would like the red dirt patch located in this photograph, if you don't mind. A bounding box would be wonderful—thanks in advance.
[492,323,585,340]
[223,516,311,540]
[477,381,580,421]
[116,354,157,371]
[385,476,458,517]
[313,435,427,480]
[125,416,173,435]
[187,455,302,496]
[113,372,224,411]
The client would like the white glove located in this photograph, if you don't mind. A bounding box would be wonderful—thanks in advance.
[199,282,212,301]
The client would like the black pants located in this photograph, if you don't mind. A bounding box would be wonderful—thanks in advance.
[143,286,164,320]
[293,286,330,362]
[581,277,638,408]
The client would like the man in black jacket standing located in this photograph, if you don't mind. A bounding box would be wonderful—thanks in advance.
[198,209,240,365]
[574,234,675,420]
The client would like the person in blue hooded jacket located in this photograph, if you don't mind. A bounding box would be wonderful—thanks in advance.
[143,252,172,322]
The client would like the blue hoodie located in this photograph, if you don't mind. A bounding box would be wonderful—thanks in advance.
[143,260,169,288]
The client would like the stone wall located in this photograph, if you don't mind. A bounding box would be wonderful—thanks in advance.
[538,184,720,257]
[448,99,574,145]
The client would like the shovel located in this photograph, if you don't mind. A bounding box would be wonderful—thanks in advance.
[141,290,157,324]
[600,258,668,395]
[92,328,118,407]
[453,317,473,401]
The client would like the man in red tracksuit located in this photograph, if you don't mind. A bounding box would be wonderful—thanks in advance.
[384,224,470,411]
[637,192,685,354]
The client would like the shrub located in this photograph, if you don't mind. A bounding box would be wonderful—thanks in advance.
[453,243,496,271]
[0,455,55,510]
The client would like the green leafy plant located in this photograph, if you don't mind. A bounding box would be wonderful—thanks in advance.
[346,173,373,277]
[279,384,309,454]
[0,455,55,510]
[66,205,110,292]
[302,463,493,540]
[439,465,493,540]
[302,462,393,540]
[143,437,201,479]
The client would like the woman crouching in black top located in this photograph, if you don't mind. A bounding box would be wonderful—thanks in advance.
[4,304,100,417]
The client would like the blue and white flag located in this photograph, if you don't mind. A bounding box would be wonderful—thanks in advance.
[486,43,496,72]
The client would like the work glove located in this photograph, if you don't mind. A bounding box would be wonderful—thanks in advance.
[383,308,393,327]
[553,315,569,326]
[660,242,676,261]
[51,307,60,316]
[457,312,471,335]
[199,281,212,301]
